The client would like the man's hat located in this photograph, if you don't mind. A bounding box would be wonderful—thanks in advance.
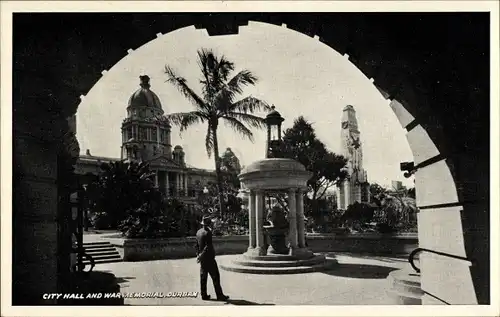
[200,215,212,225]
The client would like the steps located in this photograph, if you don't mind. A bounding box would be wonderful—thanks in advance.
[220,254,338,274]
[82,242,122,265]
[386,269,423,305]
[234,255,327,268]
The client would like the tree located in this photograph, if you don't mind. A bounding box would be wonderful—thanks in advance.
[220,147,242,189]
[119,195,190,238]
[276,116,348,220]
[85,160,156,228]
[369,182,418,229]
[341,201,375,225]
[369,182,388,207]
[157,49,271,220]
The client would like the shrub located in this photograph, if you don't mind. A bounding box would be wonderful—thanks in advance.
[118,196,191,239]
[92,211,113,230]
[376,222,396,234]
[341,202,375,224]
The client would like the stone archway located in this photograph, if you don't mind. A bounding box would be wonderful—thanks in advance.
[12,13,490,305]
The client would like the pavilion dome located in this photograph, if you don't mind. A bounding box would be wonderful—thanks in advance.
[265,105,284,122]
[128,75,162,109]
[239,158,311,190]
[240,158,306,174]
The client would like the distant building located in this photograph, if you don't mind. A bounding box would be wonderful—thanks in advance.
[75,75,217,203]
[391,180,403,191]
[336,105,370,209]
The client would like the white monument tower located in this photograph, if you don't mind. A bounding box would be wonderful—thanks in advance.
[337,105,370,209]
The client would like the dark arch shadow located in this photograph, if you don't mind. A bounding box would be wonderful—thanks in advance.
[322,262,398,279]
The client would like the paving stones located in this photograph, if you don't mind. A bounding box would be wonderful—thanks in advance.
[95,253,410,305]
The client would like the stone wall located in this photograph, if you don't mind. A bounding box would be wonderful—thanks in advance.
[102,233,418,262]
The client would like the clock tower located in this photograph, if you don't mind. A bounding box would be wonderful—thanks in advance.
[337,105,370,209]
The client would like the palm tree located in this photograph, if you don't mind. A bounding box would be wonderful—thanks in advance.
[157,49,271,219]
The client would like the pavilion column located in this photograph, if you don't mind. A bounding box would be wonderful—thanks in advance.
[255,189,266,255]
[287,188,298,250]
[248,190,256,249]
[296,189,306,248]
[184,173,188,196]
[155,171,159,187]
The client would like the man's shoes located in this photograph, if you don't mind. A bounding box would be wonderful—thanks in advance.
[216,295,229,301]
[201,295,211,300]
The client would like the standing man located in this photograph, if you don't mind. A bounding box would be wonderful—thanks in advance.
[196,215,230,301]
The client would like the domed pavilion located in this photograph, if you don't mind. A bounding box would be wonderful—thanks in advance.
[220,106,337,274]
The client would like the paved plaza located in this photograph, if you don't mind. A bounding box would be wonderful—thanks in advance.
[95,253,410,306]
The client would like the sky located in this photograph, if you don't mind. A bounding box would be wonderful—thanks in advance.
[76,21,414,188]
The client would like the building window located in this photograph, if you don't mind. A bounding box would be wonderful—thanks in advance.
[127,127,133,140]
[152,128,157,142]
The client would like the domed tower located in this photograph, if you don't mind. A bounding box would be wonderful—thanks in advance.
[121,75,172,161]
[172,145,186,167]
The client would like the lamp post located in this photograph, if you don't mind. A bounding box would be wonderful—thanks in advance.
[264,105,285,158]
[202,186,209,207]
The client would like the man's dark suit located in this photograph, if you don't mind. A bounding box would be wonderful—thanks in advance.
[195,226,224,298]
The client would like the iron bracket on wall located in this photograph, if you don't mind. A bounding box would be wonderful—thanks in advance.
[400,161,417,178]
[408,247,474,273]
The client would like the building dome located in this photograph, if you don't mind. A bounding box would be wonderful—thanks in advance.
[174,145,183,150]
[128,75,162,109]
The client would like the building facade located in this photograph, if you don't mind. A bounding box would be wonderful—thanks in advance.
[75,75,217,201]
[336,105,370,209]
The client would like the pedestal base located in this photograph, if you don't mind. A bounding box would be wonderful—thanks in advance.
[246,246,267,257]
[221,251,338,274]
[289,247,314,258]
[267,244,289,255]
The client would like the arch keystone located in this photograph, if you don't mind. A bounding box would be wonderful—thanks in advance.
[313,35,320,40]
[156,32,163,37]
[281,23,287,28]
[127,49,134,54]
[101,70,108,75]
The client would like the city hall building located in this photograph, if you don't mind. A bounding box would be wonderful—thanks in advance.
[74,75,217,201]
